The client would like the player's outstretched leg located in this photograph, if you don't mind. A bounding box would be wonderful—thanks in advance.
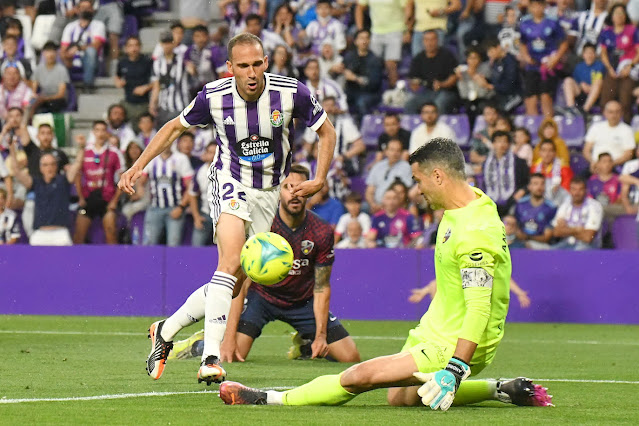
[146,320,173,380]
[493,378,553,407]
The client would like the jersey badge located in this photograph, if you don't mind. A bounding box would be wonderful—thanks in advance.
[270,109,284,127]
[183,98,196,115]
[301,240,315,255]
[229,199,240,210]
[442,228,451,243]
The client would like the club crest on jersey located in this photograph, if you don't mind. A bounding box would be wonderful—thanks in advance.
[270,109,284,127]
[229,199,240,210]
[301,240,315,255]
[442,228,451,243]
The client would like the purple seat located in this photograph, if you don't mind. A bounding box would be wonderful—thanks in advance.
[66,83,77,112]
[473,115,486,134]
[612,215,639,249]
[119,15,139,47]
[514,115,544,145]
[554,115,585,148]
[360,114,385,148]
[400,114,422,131]
[440,114,470,147]
[570,152,590,176]
[349,176,367,196]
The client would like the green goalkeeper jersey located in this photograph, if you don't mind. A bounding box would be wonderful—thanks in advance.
[418,187,511,366]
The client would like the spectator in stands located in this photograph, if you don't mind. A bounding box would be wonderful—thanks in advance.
[120,141,149,225]
[192,127,214,158]
[268,2,307,53]
[93,0,125,66]
[588,152,621,207]
[3,17,36,68]
[513,127,533,167]
[0,187,20,244]
[116,36,153,126]
[9,135,84,246]
[409,102,455,153]
[0,65,33,122]
[244,13,287,57]
[267,45,298,78]
[304,58,348,112]
[31,42,69,115]
[367,187,422,248]
[0,107,31,152]
[484,37,522,114]
[185,25,221,97]
[48,0,82,44]
[23,123,69,180]
[598,3,639,123]
[307,180,345,227]
[482,130,530,216]
[619,145,639,218]
[343,29,384,121]
[335,191,371,243]
[406,0,461,56]
[189,142,217,247]
[335,220,367,248]
[150,30,190,127]
[306,0,346,55]
[482,0,512,37]
[0,35,32,82]
[0,153,12,206]
[136,113,157,147]
[139,145,193,246]
[503,214,526,248]
[519,0,569,117]
[573,0,608,56]
[375,113,411,163]
[318,39,345,85]
[469,104,499,167]
[552,176,604,249]
[533,117,570,166]
[223,0,265,37]
[584,100,635,169]
[74,122,124,245]
[514,173,557,249]
[355,0,405,88]
[454,47,494,128]
[152,21,188,60]
[497,5,521,59]
[406,30,458,114]
[531,139,573,206]
[176,132,204,171]
[87,104,136,151]
[562,42,605,115]
[60,0,106,91]
[366,139,413,213]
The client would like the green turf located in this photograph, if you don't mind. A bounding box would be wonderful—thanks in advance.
[1,316,638,425]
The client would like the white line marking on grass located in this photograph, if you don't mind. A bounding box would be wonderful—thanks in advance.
[0,387,291,404]
[0,330,141,336]
[531,379,639,385]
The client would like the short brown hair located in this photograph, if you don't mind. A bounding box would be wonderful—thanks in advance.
[289,163,310,180]
[227,33,264,61]
[344,192,362,203]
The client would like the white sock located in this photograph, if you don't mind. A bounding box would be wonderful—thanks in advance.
[160,284,207,341]
[202,271,237,360]
[266,391,284,405]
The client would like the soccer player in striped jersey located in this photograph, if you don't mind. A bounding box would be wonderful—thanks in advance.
[118,32,336,385]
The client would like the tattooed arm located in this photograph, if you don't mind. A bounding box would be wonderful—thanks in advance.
[311,264,332,359]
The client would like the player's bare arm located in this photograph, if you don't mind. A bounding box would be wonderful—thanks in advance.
[294,119,336,198]
[311,264,332,359]
[118,117,187,195]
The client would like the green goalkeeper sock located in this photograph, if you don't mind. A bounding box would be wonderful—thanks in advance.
[282,374,357,406]
[453,380,497,406]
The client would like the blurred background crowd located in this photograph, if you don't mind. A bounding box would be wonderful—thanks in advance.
[0,0,638,250]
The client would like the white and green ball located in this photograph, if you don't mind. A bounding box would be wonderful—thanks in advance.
[240,232,294,285]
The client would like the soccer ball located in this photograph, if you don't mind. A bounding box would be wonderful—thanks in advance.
[240,232,294,285]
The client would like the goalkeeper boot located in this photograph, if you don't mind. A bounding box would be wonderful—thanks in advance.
[219,381,268,405]
[168,329,204,360]
[197,355,227,386]
[287,332,313,360]
[146,320,173,380]
[496,377,554,407]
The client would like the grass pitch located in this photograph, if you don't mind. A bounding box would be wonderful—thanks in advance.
[1,316,638,425]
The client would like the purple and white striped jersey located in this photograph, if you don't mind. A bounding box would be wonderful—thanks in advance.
[179,73,327,189]
[143,152,194,208]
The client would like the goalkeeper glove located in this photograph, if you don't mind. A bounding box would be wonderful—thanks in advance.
[413,357,471,411]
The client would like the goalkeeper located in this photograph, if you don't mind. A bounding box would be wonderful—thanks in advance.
[220,138,552,409]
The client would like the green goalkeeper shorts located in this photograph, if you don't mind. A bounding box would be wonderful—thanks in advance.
[401,328,488,376]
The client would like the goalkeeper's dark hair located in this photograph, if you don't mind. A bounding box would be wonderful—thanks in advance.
[408,138,466,181]
[289,163,310,180]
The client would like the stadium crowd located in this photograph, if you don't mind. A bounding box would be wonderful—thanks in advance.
[0,0,639,249]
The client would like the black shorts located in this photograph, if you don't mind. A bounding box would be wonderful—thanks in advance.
[237,288,350,344]
[523,69,559,97]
